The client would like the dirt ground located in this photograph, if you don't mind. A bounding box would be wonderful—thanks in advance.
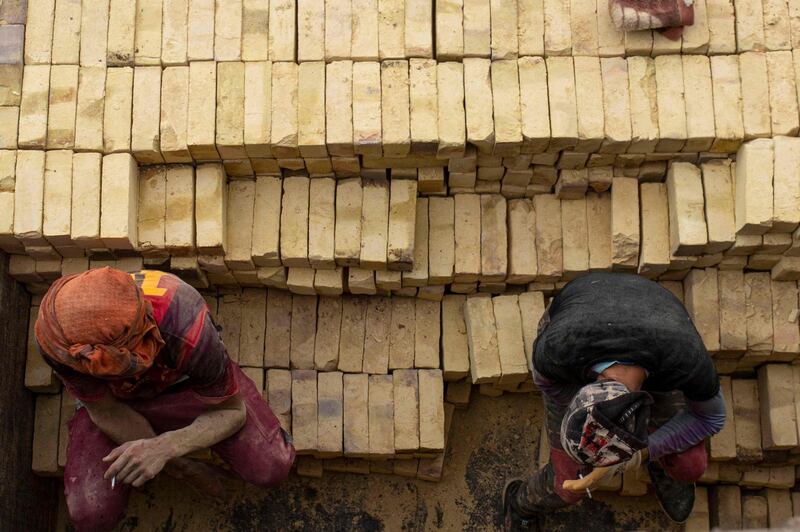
[56,392,679,531]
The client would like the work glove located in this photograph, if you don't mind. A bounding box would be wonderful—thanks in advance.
[608,0,694,40]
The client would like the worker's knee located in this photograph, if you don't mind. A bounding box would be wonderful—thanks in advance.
[242,447,295,488]
[659,442,708,483]
[68,501,123,532]
[554,486,586,505]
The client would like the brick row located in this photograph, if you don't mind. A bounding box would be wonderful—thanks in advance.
[4,54,800,177]
[17,0,800,67]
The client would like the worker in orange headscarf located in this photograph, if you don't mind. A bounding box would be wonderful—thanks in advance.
[36,267,295,532]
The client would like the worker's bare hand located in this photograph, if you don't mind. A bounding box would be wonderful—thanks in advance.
[102,438,174,488]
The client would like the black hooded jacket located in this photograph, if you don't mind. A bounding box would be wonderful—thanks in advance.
[532,272,720,402]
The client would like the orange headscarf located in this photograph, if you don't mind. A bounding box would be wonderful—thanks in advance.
[35,267,165,379]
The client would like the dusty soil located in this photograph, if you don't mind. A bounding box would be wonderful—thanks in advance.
[57,393,679,531]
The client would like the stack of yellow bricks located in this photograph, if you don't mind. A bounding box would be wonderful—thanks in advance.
[5,0,800,527]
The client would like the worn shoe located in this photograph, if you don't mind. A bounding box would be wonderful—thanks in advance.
[647,462,695,523]
[502,479,538,531]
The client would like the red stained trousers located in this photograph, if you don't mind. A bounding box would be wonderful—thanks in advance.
[515,391,707,514]
[63,364,295,532]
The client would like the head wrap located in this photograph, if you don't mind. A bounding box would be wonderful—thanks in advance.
[35,267,165,379]
[560,380,652,467]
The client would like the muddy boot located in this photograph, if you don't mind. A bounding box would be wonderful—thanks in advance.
[502,480,539,531]
[647,462,694,523]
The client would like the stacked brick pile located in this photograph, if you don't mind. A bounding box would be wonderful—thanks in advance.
[6,0,800,526]
[27,290,451,481]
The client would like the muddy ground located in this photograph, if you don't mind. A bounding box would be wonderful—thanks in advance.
[56,392,678,531]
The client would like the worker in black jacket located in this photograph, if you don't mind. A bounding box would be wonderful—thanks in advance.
[503,273,726,530]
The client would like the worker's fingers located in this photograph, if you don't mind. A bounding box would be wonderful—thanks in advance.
[130,469,155,488]
[102,441,132,463]
[103,452,132,480]
[116,459,141,484]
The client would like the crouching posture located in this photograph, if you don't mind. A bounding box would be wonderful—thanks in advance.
[36,268,295,531]
[503,273,726,530]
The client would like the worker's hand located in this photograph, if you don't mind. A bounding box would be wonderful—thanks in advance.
[102,437,175,488]
[562,466,613,492]
[622,448,649,473]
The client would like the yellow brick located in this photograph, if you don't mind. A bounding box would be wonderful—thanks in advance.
[428,197,455,284]
[518,57,550,154]
[80,0,109,66]
[573,57,603,153]
[242,61,271,157]
[334,178,363,266]
[107,0,136,65]
[162,0,189,65]
[317,371,344,457]
[291,369,318,454]
[131,66,164,163]
[47,65,79,149]
[188,0,214,61]
[544,0,571,55]
[436,62,466,157]
[739,52,771,140]
[339,296,368,372]
[533,194,562,281]
[654,56,687,152]
[325,0,352,60]
[710,55,744,153]
[134,0,162,65]
[326,61,354,157]
[52,0,82,65]
[707,0,736,54]
[766,51,799,137]
[215,0,242,61]
[667,162,708,256]
[735,139,773,235]
[545,57,577,151]
[224,180,256,270]
[491,59,521,156]
[561,197,589,280]
[187,61,219,160]
[271,61,299,158]
[493,295,528,385]
[682,56,715,153]
[464,295,501,383]
[297,0,325,61]
[638,183,670,278]
[280,175,310,267]
[269,0,296,61]
[102,67,133,153]
[18,65,50,148]
[160,66,191,162]
[353,62,382,157]
[70,153,103,248]
[297,62,327,158]
[734,0,765,52]
[307,177,336,269]
[611,177,639,271]
[403,197,429,286]
[381,60,411,158]
[100,153,138,249]
[387,179,417,271]
[216,61,246,159]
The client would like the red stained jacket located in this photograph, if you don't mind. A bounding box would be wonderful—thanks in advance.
[50,270,238,404]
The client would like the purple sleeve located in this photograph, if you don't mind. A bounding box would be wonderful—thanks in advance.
[532,369,582,406]
[647,389,726,459]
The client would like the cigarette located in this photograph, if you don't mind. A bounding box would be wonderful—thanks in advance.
[111,475,116,489]
[577,473,592,499]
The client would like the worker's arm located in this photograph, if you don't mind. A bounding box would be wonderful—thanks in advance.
[647,389,726,460]
[91,391,246,487]
[532,369,582,406]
